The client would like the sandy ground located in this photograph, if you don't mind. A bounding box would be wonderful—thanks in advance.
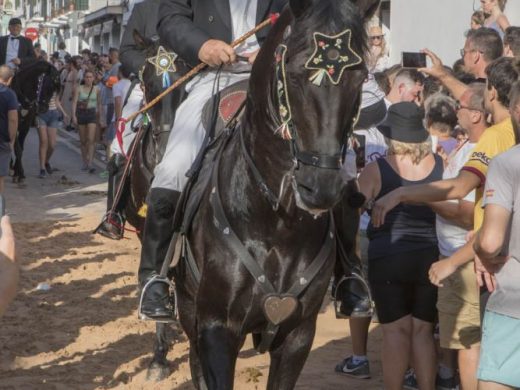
[0,129,384,389]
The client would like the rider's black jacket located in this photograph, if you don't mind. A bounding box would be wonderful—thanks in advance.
[120,0,161,76]
[157,0,288,67]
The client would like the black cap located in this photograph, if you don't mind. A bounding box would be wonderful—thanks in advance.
[377,102,429,143]
[9,18,22,26]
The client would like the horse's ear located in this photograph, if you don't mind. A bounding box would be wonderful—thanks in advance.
[133,29,147,49]
[351,0,381,20]
[289,0,312,18]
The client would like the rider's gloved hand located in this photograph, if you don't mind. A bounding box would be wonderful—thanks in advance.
[198,39,236,67]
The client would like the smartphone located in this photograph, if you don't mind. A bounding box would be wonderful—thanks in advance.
[402,52,427,68]
[353,134,366,170]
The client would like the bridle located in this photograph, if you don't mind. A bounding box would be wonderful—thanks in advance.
[239,27,364,210]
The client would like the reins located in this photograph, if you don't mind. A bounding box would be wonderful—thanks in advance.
[98,13,280,238]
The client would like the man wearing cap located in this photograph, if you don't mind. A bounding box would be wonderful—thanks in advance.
[0,18,36,69]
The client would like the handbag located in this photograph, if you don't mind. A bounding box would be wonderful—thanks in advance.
[77,85,94,111]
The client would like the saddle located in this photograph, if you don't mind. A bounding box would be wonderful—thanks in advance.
[201,79,249,135]
[161,79,250,275]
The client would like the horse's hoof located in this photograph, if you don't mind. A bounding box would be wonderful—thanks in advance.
[146,361,170,382]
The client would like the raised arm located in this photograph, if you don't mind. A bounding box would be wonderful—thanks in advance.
[419,49,469,101]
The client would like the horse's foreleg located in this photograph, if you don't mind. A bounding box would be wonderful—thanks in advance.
[266,317,317,390]
[146,322,170,381]
[198,324,241,390]
[13,117,32,181]
[189,340,208,390]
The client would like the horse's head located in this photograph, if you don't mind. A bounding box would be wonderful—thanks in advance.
[12,61,61,114]
[135,30,189,160]
[251,0,379,213]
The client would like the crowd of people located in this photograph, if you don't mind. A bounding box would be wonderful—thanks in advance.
[0,16,129,178]
[334,3,520,390]
[1,0,520,389]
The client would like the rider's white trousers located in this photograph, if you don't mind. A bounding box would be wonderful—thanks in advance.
[151,70,249,192]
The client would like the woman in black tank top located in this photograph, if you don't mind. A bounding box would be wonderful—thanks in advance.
[357,102,443,390]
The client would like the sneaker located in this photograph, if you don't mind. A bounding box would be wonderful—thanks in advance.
[334,356,371,379]
[88,167,96,174]
[403,369,418,390]
[81,164,89,172]
[436,373,459,390]
[38,169,47,178]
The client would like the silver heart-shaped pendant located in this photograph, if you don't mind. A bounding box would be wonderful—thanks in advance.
[262,295,298,325]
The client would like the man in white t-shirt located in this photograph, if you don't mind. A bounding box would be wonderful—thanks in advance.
[428,83,488,390]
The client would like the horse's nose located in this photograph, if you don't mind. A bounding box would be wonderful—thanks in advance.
[294,166,345,211]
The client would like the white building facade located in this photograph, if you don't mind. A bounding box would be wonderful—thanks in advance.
[381,0,520,68]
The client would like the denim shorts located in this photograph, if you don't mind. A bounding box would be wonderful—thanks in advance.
[478,310,520,387]
[37,109,62,128]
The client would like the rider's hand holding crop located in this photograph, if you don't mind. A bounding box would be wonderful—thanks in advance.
[198,39,236,67]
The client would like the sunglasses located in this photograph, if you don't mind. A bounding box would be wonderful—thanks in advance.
[456,102,484,112]
[370,35,384,40]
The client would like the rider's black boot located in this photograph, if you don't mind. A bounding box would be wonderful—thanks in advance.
[138,188,181,321]
[97,154,127,240]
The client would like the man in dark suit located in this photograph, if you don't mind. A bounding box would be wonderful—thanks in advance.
[0,18,37,69]
[138,0,287,321]
[120,0,161,77]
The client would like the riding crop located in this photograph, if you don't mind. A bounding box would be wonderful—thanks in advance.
[125,13,280,125]
[94,13,281,237]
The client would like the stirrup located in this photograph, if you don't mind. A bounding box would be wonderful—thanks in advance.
[138,275,177,323]
[333,272,374,319]
[94,212,125,239]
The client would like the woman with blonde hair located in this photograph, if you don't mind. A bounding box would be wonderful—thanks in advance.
[358,102,443,390]
[481,0,510,37]
[367,25,389,73]
[72,70,101,173]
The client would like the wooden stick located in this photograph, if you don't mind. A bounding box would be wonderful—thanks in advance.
[124,15,278,123]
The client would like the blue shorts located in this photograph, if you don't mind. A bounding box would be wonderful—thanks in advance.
[478,310,520,387]
[37,109,62,128]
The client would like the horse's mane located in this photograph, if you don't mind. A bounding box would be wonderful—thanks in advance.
[289,1,367,55]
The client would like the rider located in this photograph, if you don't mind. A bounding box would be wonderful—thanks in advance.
[138,0,287,321]
[96,0,160,240]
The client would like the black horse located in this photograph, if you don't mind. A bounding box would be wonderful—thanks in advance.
[120,32,189,237]
[151,1,379,388]
[10,61,60,183]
